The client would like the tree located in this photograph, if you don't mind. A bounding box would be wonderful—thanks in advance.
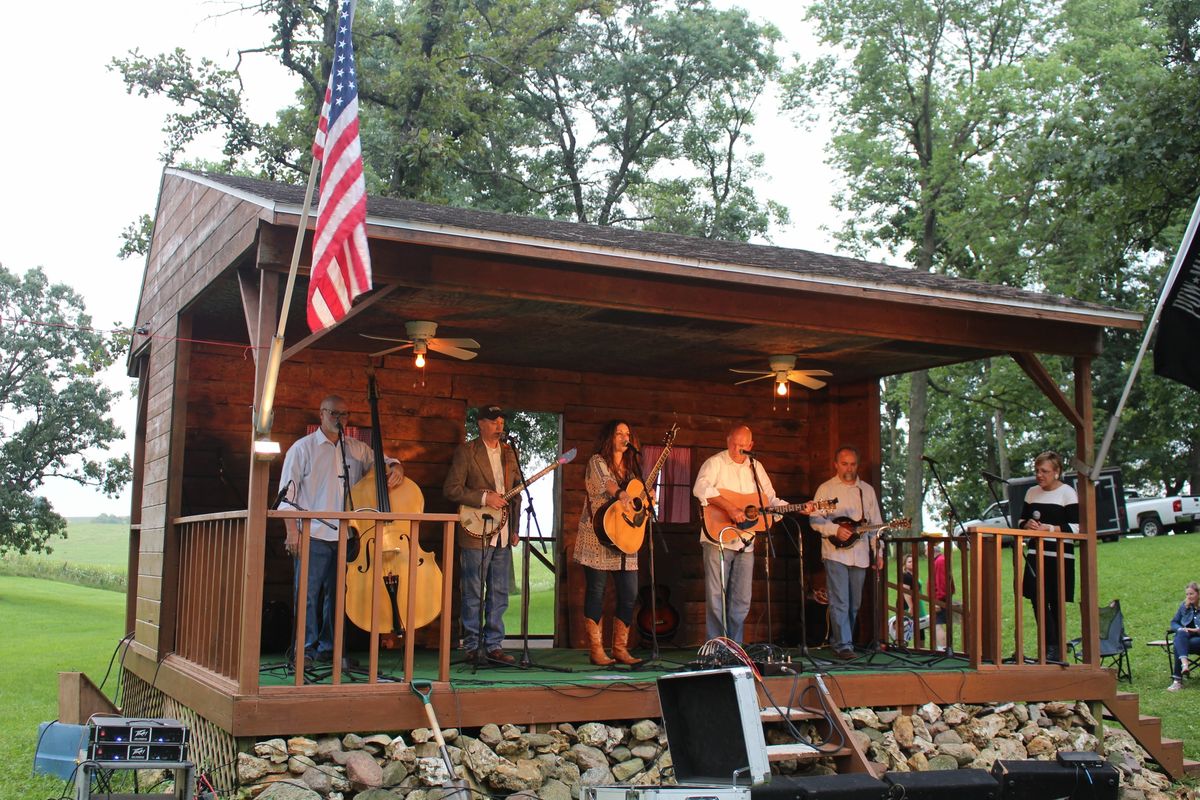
[112,0,785,241]
[786,0,1062,526]
[0,266,132,555]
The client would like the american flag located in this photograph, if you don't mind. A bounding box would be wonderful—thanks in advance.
[308,0,372,332]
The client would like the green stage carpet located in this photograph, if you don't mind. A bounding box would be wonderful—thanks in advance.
[257,646,971,687]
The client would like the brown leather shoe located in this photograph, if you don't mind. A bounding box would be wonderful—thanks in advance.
[834,648,856,660]
[487,648,515,664]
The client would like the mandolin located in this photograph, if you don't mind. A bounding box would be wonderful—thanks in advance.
[594,424,679,554]
[829,516,911,549]
[702,492,838,546]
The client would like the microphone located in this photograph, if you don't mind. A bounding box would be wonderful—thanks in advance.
[626,444,639,456]
[741,449,757,458]
[1032,510,1041,521]
[981,470,1007,484]
[271,482,291,511]
[921,454,938,465]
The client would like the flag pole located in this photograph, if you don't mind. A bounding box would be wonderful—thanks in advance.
[1090,192,1200,480]
[253,0,361,437]
[252,160,320,437]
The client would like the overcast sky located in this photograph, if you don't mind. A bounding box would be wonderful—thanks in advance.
[1,1,843,516]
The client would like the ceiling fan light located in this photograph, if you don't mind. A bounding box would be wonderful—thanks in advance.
[414,352,426,368]
[775,380,789,397]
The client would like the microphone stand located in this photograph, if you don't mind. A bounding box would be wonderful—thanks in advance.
[780,516,831,672]
[628,447,663,669]
[982,473,1014,528]
[507,436,570,673]
[746,453,775,650]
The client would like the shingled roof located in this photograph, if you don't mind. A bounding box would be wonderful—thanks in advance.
[179,169,1138,324]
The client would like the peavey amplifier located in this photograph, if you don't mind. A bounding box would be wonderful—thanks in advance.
[88,717,189,764]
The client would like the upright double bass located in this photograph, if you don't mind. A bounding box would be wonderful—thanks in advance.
[344,372,442,635]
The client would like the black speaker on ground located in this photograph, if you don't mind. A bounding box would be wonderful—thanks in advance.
[991,759,1119,800]
[750,773,889,800]
[883,769,999,800]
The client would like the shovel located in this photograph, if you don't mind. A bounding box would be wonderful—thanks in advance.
[411,679,471,800]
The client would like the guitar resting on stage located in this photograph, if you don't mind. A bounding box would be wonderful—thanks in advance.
[830,516,911,548]
[458,448,577,537]
[593,424,679,554]
[702,493,838,546]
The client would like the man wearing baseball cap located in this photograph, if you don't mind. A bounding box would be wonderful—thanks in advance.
[443,404,521,664]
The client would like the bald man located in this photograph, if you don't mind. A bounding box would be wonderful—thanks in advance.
[692,424,785,642]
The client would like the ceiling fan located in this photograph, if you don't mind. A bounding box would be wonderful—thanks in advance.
[730,354,832,396]
[362,320,480,366]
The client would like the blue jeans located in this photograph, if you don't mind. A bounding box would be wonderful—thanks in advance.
[825,559,866,650]
[583,566,638,625]
[293,539,337,658]
[459,545,512,651]
[703,544,754,642]
[1172,630,1200,677]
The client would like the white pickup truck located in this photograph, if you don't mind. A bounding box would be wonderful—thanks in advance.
[1124,493,1200,536]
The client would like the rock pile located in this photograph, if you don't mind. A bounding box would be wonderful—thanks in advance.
[228,703,1187,800]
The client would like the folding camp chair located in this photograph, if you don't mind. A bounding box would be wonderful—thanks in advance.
[1068,599,1133,682]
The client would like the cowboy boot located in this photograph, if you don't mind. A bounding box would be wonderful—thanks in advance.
[612,619,643,666]
[585,618,615,666]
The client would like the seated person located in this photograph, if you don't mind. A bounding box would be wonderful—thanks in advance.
[889,553,927,645]
[1168,581,1200,692]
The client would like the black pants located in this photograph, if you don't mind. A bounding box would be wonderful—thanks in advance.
[583,566,638,625]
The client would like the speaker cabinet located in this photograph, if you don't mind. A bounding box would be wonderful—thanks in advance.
[991,759,1119,800]
[883,769,999,800]
[750,773,889,800]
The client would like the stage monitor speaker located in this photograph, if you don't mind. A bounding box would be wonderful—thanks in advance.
[749,773,889,800]
[991,759,1119,800]
[657,667,770,787]
[883,769,999,800]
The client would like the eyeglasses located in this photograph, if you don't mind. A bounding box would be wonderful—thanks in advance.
[322,409,350,419]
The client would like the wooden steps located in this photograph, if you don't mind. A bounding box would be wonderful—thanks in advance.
[1103,690,1199,779]
[758,690,875,775]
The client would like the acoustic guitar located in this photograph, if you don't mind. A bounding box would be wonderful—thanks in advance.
[593,424,679,554]
[459,448,577,537]
[829,516,911,548]
[702,492,838,546]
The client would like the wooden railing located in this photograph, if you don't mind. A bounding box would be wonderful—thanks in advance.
[882,535,970,655]
[967,525,1092,669]
[174,511,248,680]
[172,508,458,690]
[267,509,459,688]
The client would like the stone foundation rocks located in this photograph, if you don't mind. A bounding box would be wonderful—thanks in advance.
[234,703,1194,800]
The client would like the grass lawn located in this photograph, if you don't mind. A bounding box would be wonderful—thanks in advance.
[0,576,127,800]
[34,519,131,569]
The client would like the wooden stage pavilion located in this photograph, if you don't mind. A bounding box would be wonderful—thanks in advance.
[75,167,1198,781]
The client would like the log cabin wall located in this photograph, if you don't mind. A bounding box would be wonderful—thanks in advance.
[174,341,880,654]
[129,174,262,662]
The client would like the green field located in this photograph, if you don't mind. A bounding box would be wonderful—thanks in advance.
[0,577,127,800]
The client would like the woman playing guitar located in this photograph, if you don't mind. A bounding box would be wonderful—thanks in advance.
[572,420,642,666]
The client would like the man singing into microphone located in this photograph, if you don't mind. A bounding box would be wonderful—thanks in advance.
[693,424,788,643]
[278,395,404,667]
[812,446,883,659]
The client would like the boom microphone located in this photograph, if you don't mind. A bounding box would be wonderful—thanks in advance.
[626,444,639,456]
[981,470,1008,484]
[921,454,938,465]
[741,449,757,458]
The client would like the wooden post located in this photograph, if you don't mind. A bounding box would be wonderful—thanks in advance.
[236,267,281,694]
[1075,356,1099,665]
